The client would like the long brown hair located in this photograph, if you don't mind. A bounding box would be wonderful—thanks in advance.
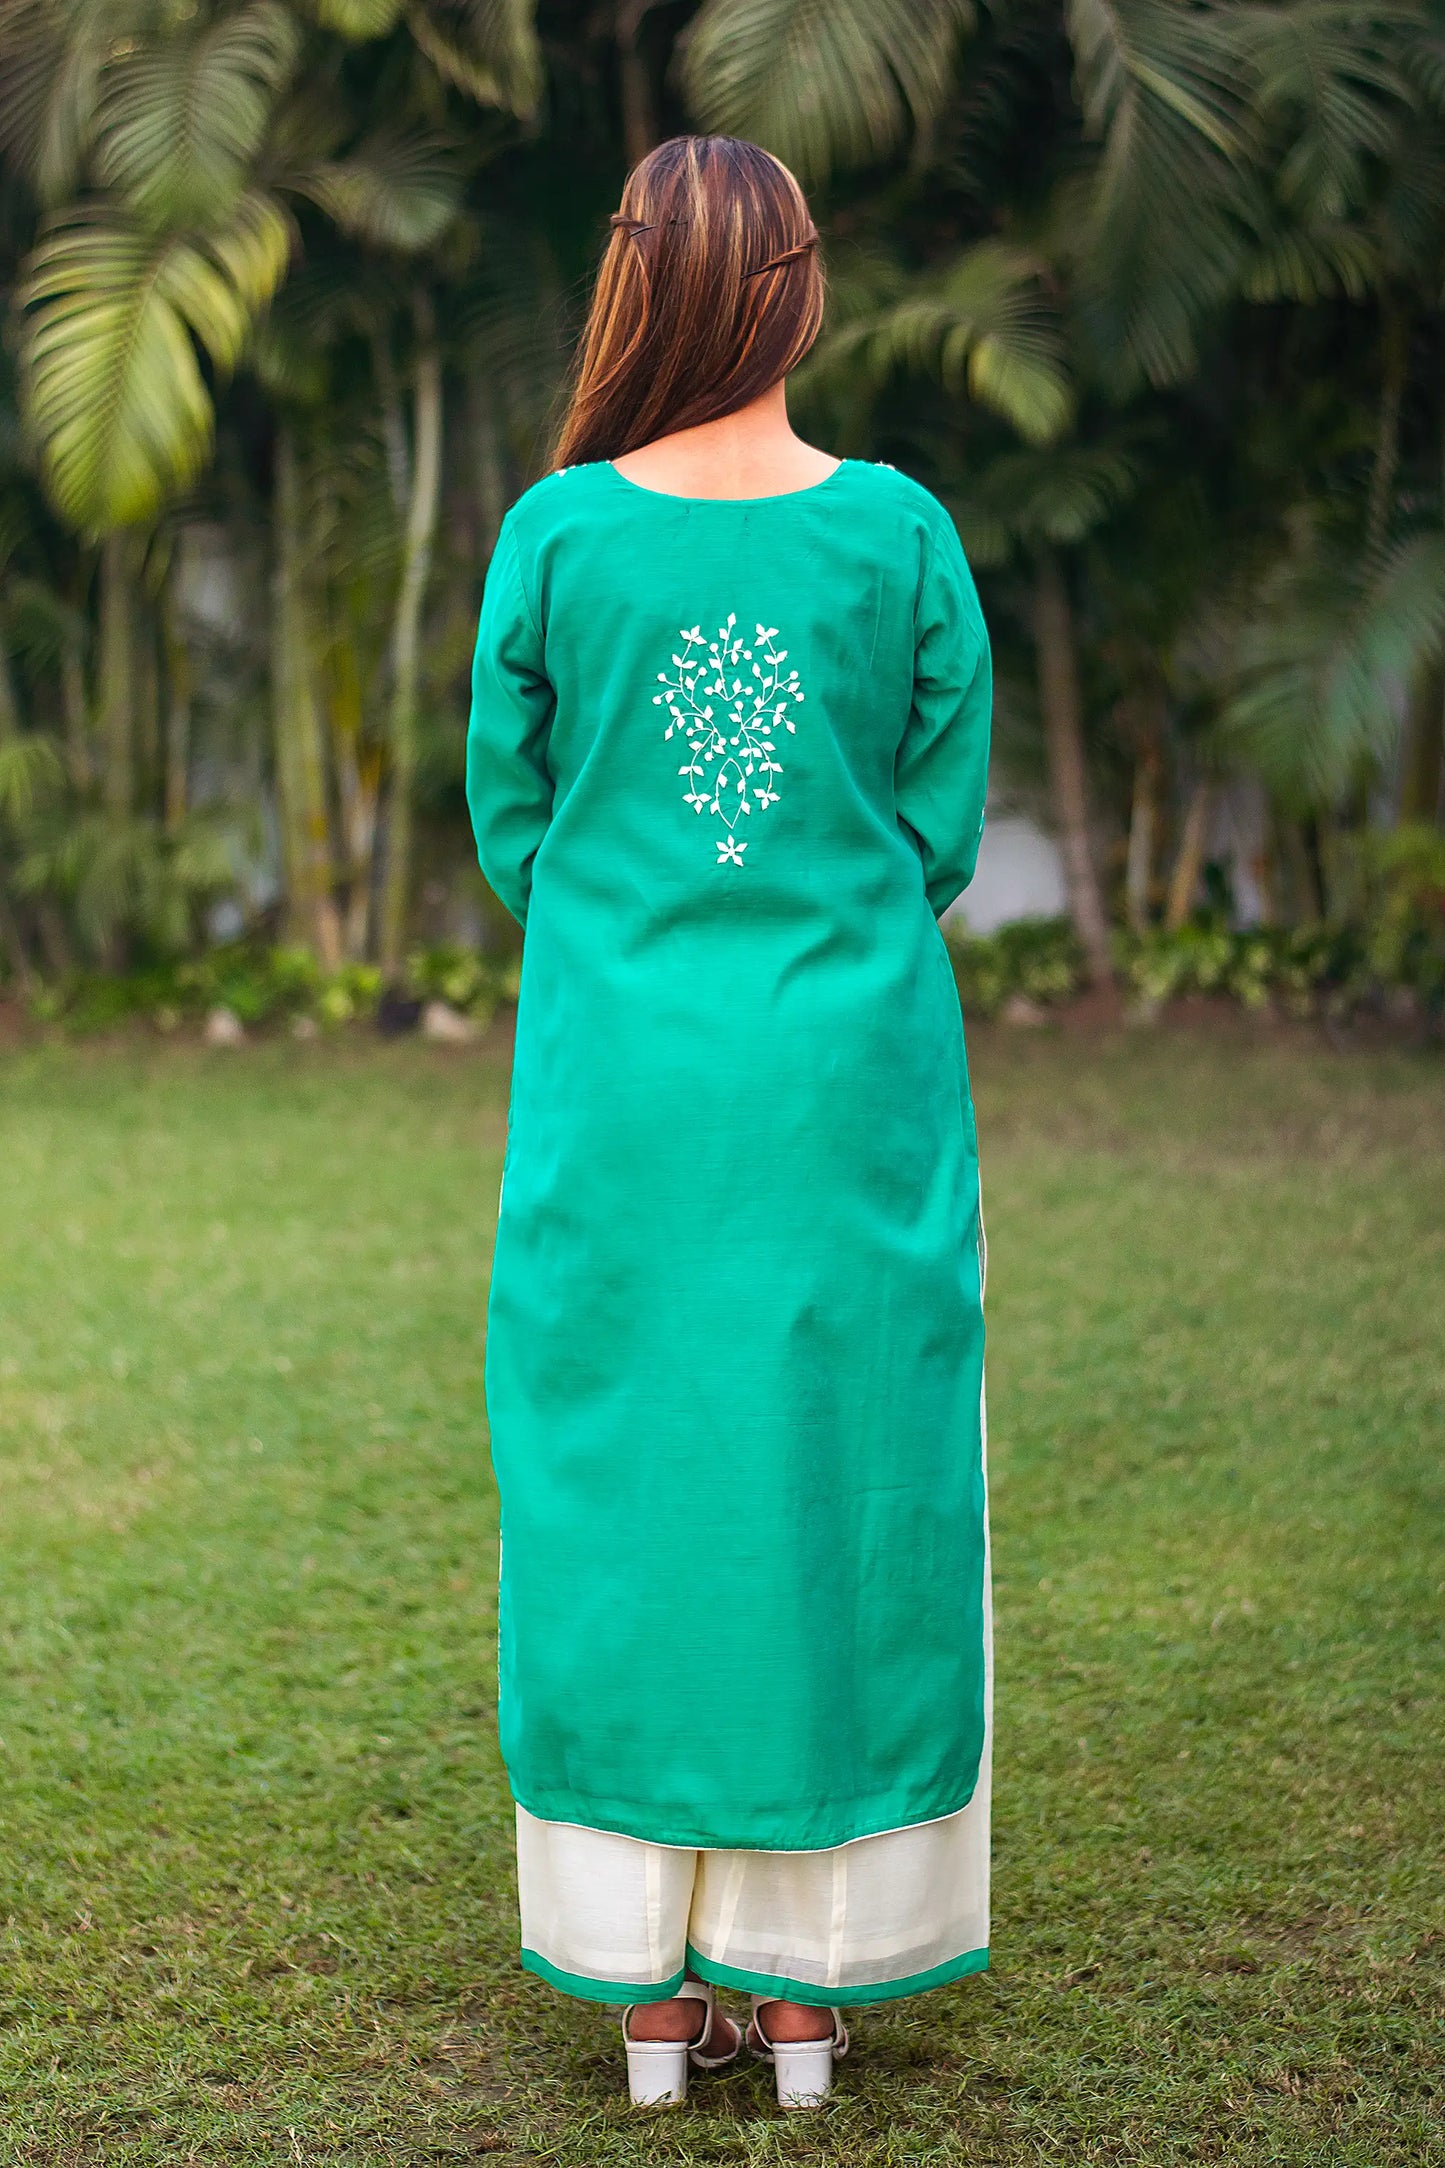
[552,136,825,470]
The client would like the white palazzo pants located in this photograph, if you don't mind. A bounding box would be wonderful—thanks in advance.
[514,1575,992,2009]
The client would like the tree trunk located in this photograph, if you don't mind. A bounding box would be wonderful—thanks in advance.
[0,638,35,993]
[0,624,21,740]
[472,372,507,562]
[61,609,90,790]
[271,424,342,966]
[161,570,192,832]
[379,293,443,977]
[616,0,658,167]
[134,598,159,812]
[1033,548,1114,985]
[1165,777,1212,931]
[35,899,73,976]
[1310,814,1343,922]
[327,623,378,962]
[1281,816,1323,922]
[372,325,411,517]
[98,530,135,817]
[1124,706,1163,935]
[1400,660,1444,824]
[0,884,35,995]
[1366,297,1408,560]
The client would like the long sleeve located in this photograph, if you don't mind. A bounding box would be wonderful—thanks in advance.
[895,517,993,919]
[467,522,556,929]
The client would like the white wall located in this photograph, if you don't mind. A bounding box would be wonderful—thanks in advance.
[944,811,1067,935]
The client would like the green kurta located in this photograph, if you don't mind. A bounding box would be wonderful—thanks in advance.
[467,457,992,1852]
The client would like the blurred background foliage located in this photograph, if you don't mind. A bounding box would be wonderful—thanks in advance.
[1,0,1443,1025]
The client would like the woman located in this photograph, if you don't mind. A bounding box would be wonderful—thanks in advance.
[466,134,993,2111]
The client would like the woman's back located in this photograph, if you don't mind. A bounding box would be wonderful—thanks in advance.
[470,456,988,927]
[467,452,993,1850]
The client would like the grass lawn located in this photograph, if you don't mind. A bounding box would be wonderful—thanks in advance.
[0,1024,1441,2166]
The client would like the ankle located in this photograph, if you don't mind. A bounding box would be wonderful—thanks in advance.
[757,1998,835,2043]
[627,1995,703,2043]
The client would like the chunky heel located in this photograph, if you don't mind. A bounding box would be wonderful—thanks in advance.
[747,1995,849,2110]
[623,2035,691,2106]
[772,2034,836,2108]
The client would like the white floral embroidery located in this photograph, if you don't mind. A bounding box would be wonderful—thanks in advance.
[653,613,805,866]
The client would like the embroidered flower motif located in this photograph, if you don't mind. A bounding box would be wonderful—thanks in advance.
[655,614,804,866]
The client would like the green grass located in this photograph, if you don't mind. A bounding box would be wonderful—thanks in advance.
[0,1027,1441,2166]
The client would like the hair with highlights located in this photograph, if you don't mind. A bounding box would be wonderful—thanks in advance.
[552,135,825,470]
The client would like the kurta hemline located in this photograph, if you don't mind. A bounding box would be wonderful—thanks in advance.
[685,1941,990,2008]
[506,1771,984,1856]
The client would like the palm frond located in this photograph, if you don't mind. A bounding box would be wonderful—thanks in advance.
[92,0,300,229]
[943,494,1012,570]
[307,0,406,39]
[806,242,1072,446]
[1371,98,1445,277]
[0,729,64,819]
[249,256,352,403]
[1240,0,1412,223]
[3,573,87,675]
[17,806,237,951]
[293,133,461,251]
[1243,220,1379,301]
[679,0,974,183]
[967,442,1142,556]
[305,416,403,598]
[1221,530,1445,802]
[1406,2,1445,111]
[407,0,542,117]
[0,0,116,205]
[20,190,293,529]
[1066,0,1257,386]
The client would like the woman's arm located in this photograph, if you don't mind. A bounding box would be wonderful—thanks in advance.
[466,523,556,929]
[895,518,993,920]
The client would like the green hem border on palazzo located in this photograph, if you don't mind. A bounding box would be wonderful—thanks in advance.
[521,1947,686,2005]
[684,1941,989,2008]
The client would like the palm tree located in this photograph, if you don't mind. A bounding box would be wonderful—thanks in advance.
[0,0,542,964]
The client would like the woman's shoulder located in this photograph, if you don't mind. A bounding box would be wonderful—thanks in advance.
[840,459,954,531]
[498,462,606,538]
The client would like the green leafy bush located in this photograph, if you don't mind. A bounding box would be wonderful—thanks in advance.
[1364,824,1445,1016]
[21,942,520,1035]
[15,880,1443,1039]
[945,918,1084,1016]
[1119,920,1372,1018]
[406,943,521,1021]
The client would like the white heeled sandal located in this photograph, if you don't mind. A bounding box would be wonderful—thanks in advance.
[747,1994,849,2109]
[622,1978,741,2106]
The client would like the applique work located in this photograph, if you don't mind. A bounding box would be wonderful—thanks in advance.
[654,614,804,866]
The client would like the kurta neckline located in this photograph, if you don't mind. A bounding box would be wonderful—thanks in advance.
[601,456,850,507]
